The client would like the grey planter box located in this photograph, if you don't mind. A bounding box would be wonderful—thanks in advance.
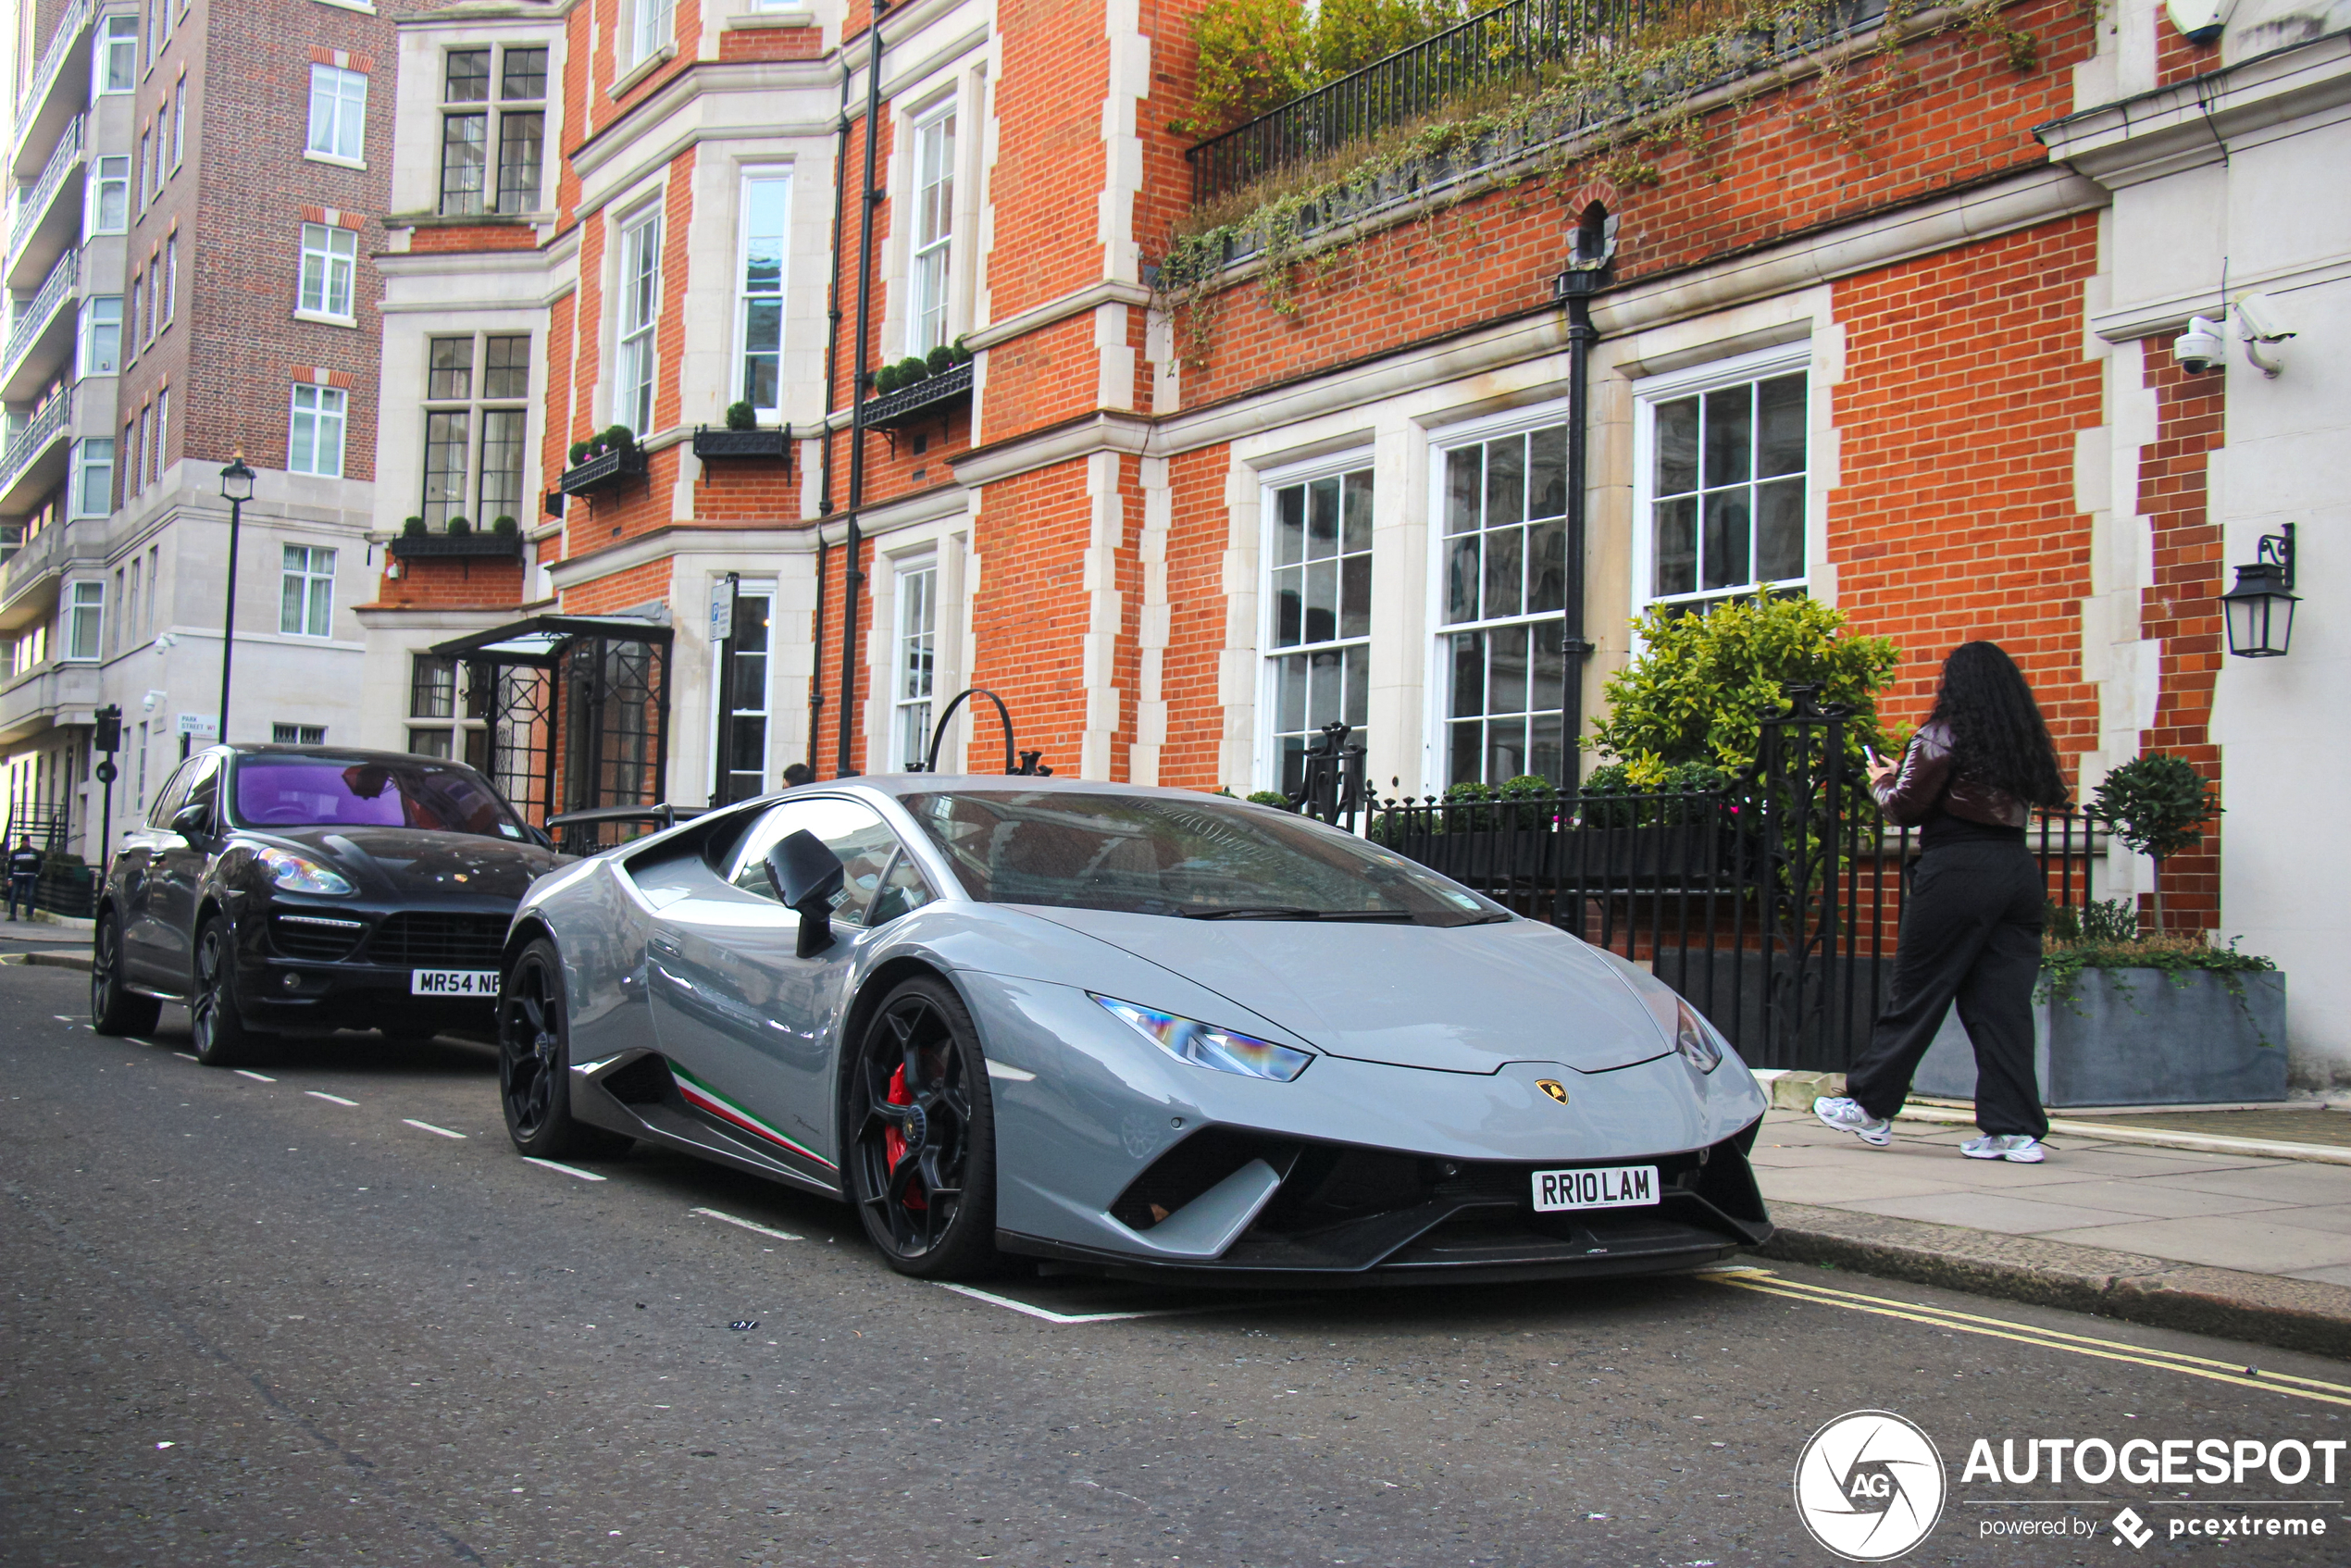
[1913,968,2287,1108]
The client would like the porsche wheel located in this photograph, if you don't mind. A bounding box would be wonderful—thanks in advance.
[848,976,1001,1279]
[90,913,160,1037]
[190,916,269,1066]
[498,939,631,1160]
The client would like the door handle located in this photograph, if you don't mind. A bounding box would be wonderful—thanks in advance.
[649,936,681,958]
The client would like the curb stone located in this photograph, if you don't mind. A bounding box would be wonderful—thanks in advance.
[0,952,92,971]
[1759,1201,2351,1361]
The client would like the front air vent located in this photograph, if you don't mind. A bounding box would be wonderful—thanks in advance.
[366,913,513,966]
[270,913,366,961]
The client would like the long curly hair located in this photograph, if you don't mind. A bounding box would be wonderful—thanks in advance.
[1926,641,2069,808]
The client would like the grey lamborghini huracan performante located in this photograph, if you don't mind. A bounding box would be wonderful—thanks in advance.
[499,779,1773,1284]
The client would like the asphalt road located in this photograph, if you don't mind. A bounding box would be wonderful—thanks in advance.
[3,962,2346,1568]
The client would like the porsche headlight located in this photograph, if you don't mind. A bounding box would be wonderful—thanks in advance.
[255,845,355,896]
[1092,995,1312,1082]
[1674,999,1723,1074]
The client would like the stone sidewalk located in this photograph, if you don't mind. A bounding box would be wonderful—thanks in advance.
[1748,1105,2351,1358]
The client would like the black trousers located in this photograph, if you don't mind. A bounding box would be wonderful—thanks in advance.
[1845,840,2048,1139]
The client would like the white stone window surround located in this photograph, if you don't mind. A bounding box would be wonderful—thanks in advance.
[1626,340,1817,623]
[1253,445,1376,798]
[905,95,957,358]
[386,26,566,221]
[1419,398,1582,789]
[609,195,665,437]
[860,518,968,773]
[623,0,678,75]
[880,72,976,369]
[732,165,792,417]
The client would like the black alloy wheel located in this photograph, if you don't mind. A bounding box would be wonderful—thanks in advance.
[189,915,267,1066]
[89,913,160,1037]
[847,975,1001,1279]
[497,939,631,1159]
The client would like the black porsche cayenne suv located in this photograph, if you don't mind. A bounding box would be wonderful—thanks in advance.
[90,744,567,1064]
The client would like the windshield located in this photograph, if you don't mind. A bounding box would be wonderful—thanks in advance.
[231,756,530,840]
[899,790,1507,924]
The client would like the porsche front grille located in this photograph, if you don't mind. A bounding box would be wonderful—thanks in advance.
[365,913,513,966]
[270,913,367,961]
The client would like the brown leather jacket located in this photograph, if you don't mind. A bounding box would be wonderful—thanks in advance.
[1871,719,2031,829]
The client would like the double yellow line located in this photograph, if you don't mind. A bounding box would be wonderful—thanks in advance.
[1699,1267,2351,1408]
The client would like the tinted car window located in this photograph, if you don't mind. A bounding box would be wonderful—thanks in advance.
[230,756,528,840]
[727,797,903,927]
[866,852,937,927]
[178,754,222,831]
[900,790,1504,925]
[144,758,198,828]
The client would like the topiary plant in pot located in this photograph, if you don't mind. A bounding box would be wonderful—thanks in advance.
[2091,753,2222,934]
[725,400,756,431]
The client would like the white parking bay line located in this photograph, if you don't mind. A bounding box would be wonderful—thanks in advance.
[172,1052,198,1062]
[935,1283,1296,1325]
[690,1206,802,1242]
[403,1118,467,1139]
[305,1090,359,1107]
[235,1069,277,1083]
[523,1157,606,1182]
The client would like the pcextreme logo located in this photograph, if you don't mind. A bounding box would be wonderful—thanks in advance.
[1794,1410,1947,1562]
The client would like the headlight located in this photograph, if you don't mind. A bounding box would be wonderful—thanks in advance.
[1674,999,1723,1074]
[255,846,355,896]
[1091,994,1312,1082]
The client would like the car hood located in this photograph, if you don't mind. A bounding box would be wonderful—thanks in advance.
[1016,908,1673,1075]
[245,825,563,901]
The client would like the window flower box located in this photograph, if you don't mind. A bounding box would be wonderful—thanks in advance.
[390,531,524,560]
[559,443,647,496]
[861,359,972,431]
[691,425,790,462]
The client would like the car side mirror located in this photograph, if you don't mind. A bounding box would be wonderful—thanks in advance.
[169,802,212,840]
[765,829,845,957]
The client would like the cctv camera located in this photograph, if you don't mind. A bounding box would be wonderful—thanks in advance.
[2174,316,2226,374]
[2233,293,2294,343]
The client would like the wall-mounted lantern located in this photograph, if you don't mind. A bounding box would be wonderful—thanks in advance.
[2221,523,2298,658]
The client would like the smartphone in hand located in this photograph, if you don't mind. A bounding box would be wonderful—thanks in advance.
[1863,743,1884,765]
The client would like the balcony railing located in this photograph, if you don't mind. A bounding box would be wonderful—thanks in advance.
[15,0,89,122]
[2,247,77,379]
[7,115,83,273]
[1185,0,1886,204]
[0,389,73,498]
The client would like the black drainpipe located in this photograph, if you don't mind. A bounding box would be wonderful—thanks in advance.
[807,58,853,775]
[1553,204,1615,786]
[836,1,889,778]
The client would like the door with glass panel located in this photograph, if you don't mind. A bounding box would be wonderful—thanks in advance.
[715,587,772,805]
[1437,426,1570,786]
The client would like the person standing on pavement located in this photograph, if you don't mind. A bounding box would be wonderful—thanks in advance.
[6,837,42,921]
[1815,641,2071,1164]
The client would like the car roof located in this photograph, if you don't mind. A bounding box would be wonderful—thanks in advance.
[813,774,1263,807]
[210,744,481,769]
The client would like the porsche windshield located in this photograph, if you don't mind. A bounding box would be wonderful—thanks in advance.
[231,757,529,840]
[900,790,1505,924]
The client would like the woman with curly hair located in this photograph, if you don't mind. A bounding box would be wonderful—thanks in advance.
[1816,641,2071,1162]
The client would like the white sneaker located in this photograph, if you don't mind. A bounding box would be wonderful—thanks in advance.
[1960,1133,2046,1164]
[1814,1096,1893,1148]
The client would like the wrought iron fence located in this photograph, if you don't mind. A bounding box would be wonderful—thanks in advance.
[1184,0,1890,205]
[1294,694,2107,1073]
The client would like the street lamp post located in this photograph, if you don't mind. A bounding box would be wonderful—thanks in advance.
[217,454,255,741]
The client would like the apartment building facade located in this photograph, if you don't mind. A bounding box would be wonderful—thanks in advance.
[0,0,425,871]
[363,0,2349,1087]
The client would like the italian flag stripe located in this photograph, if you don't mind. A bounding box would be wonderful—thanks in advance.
[669,1064,836,1170]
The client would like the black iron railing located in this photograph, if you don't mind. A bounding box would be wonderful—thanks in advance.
[1185,0,1889,205]
[1293,696,2106,1074]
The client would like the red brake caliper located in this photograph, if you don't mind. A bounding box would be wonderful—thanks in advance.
[882,1064,927,1211]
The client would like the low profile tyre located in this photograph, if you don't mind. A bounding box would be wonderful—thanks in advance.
[847,975,1001,1280]
[498,939,631,1160]
[90,914,161,1037]
[189,915,271,1067]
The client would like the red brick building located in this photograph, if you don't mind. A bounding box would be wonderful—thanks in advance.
[359,0,2217,904]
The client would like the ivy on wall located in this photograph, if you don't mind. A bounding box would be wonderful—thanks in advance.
[1158,0,2044,362]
